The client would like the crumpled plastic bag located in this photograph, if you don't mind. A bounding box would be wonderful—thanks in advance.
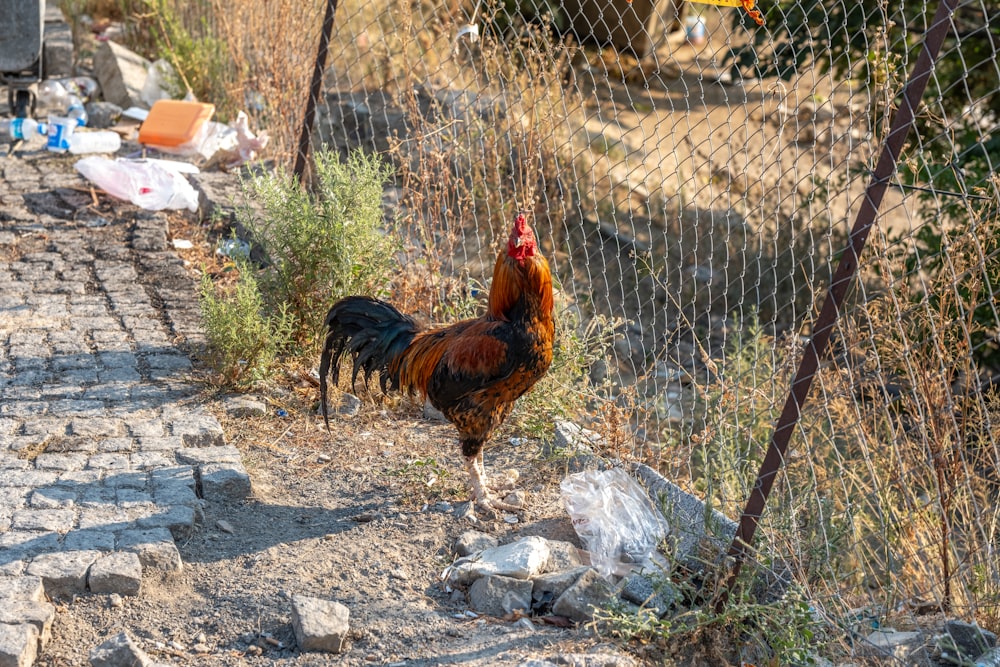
[75,157,199,212]
[561,468,669,579]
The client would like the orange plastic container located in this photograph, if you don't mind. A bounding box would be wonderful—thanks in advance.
[138,100,215,151]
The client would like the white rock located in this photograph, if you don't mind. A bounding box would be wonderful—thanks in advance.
[291,595,350,654]
[445,536,551,586]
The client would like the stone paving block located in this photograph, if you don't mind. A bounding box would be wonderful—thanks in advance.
[34,452,90,471]
[0,600,56,650]
[151,480,198,507]
[0,576,45,602]
[11,508,76,533]
[118,528,183,573]
[0,622,39,667]
[199,462,252,502]
[55,469,103,486]
[128,420,166,438]
[136,437,186,457]
[0,531,61,559]
[28,488,76,509]
[25,550,102,598]
[62,529,116,552]
[20,419,68,438]
[136,505,197,539]
[145,354,192,372]
[48,399,105,416]
[97,438,136,454]
[175,446,243,466]
[76,506,131,532]
[105,471,148,489]
[130,451,173,469]
[70,418,125,438]
[169,412,225,448]
[86,453,131,471]
[88,551,143,595]
[0,561,27,577]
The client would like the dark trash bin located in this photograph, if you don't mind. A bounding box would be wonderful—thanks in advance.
[0,0,45,117]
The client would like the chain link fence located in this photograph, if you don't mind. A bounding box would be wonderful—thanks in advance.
[149,0,1000,653]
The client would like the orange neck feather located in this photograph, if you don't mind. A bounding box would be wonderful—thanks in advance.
[487,252,553,321]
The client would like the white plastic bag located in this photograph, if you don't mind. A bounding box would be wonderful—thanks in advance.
[74,157,199,212]
[561,468,669,579]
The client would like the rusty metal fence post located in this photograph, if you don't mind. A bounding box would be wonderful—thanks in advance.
[294,0,339,183]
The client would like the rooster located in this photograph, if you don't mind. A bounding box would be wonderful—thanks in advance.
[319,213,555,512]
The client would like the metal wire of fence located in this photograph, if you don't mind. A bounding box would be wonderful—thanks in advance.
[160,0,1000,651]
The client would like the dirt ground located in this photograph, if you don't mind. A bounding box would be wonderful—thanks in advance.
[37,397,625,666]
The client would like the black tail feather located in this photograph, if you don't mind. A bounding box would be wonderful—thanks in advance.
[319,296,420,429]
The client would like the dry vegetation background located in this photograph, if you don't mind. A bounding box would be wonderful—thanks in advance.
[60,0,1000,655]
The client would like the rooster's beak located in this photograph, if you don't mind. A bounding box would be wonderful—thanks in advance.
[514,236,523,248]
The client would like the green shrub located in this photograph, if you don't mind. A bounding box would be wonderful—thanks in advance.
[198,260,293,388]
[236,149,399,351]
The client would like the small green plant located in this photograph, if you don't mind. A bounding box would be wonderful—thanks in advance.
[198,260,294,388]
[237,149,399,351]
[598,571,827,665]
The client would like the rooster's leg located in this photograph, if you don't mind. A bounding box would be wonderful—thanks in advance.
[464,453,520,513]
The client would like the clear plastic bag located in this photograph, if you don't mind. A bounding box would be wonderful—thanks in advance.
[560,467,669,579]
[74,157,199,212]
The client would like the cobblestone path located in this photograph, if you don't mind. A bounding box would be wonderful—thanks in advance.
[0,150,249,665]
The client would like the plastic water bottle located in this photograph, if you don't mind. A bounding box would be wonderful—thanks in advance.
[68,130,122,154]
[0,117,46,141]
[38,80,88,127]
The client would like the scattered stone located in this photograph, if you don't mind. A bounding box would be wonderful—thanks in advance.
[618,569,676,617]
[199,462,252,501]
[88,552,143,596]
[338,394,362,417]
[945,619,996,652]
[291,595,350,654]
[938,620,997,664]
[216,519,235,534]
[0,623,39,667]
[84,101,124,129]
[222,395,268,418]
[89,631,154,667]
[454,531,499,557]
[422,401,447,422]
[446,536,551,586]
[468,574,533,617]
[543,540,585,572]
[25,550,101,598]
[109,594,124,608]
[545,422,601,469]
[531,567,590,613]
[548,653,639,667]
[861,629,926,661]
[551,568,616,623]
[93,41,151,109]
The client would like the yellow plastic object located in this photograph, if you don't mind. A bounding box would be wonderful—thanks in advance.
[138,100,215,149]
[680,0,765,26]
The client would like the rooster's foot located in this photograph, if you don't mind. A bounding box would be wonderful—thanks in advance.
[465,454,524,516]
